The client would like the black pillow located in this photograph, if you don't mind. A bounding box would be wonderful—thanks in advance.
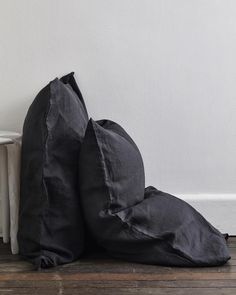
[79,119,230,266]
[18,72,89,268]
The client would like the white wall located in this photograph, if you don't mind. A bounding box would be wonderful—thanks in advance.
[1,0,236,194]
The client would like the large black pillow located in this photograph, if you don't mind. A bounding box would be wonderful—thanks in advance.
[79,119,230,266]
[18,72,89,268]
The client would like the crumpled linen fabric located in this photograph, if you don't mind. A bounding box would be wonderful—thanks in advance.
[18,72,88,268]
[79,119,230,266]
[18,72,230,269]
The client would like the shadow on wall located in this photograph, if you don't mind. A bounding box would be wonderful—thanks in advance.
[1,96,35,133]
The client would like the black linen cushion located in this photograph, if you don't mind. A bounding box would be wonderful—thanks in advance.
[18,72,89,268]
[79,119,230,266]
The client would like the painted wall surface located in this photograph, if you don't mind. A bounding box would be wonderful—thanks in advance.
[1,0,236,194]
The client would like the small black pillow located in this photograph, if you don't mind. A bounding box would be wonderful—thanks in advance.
[18,72,89,268]
[79,119,230,266]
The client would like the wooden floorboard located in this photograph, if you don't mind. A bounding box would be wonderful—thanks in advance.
[0,237,235,294]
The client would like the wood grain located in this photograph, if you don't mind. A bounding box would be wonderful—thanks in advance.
[0,288,236,295]
[0,237,235,294]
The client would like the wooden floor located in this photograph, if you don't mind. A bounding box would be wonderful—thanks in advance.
[0,238,235,295]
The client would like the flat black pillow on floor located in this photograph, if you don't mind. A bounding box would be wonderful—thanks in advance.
[18,72,89,269]
[79,119,230,266]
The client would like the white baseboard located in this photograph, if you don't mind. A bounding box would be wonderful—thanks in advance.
[0,194,235,238]
[178,194,236,235]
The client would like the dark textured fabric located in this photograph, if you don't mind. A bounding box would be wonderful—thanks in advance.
[18,72,89,269]
[79,119,230,266]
